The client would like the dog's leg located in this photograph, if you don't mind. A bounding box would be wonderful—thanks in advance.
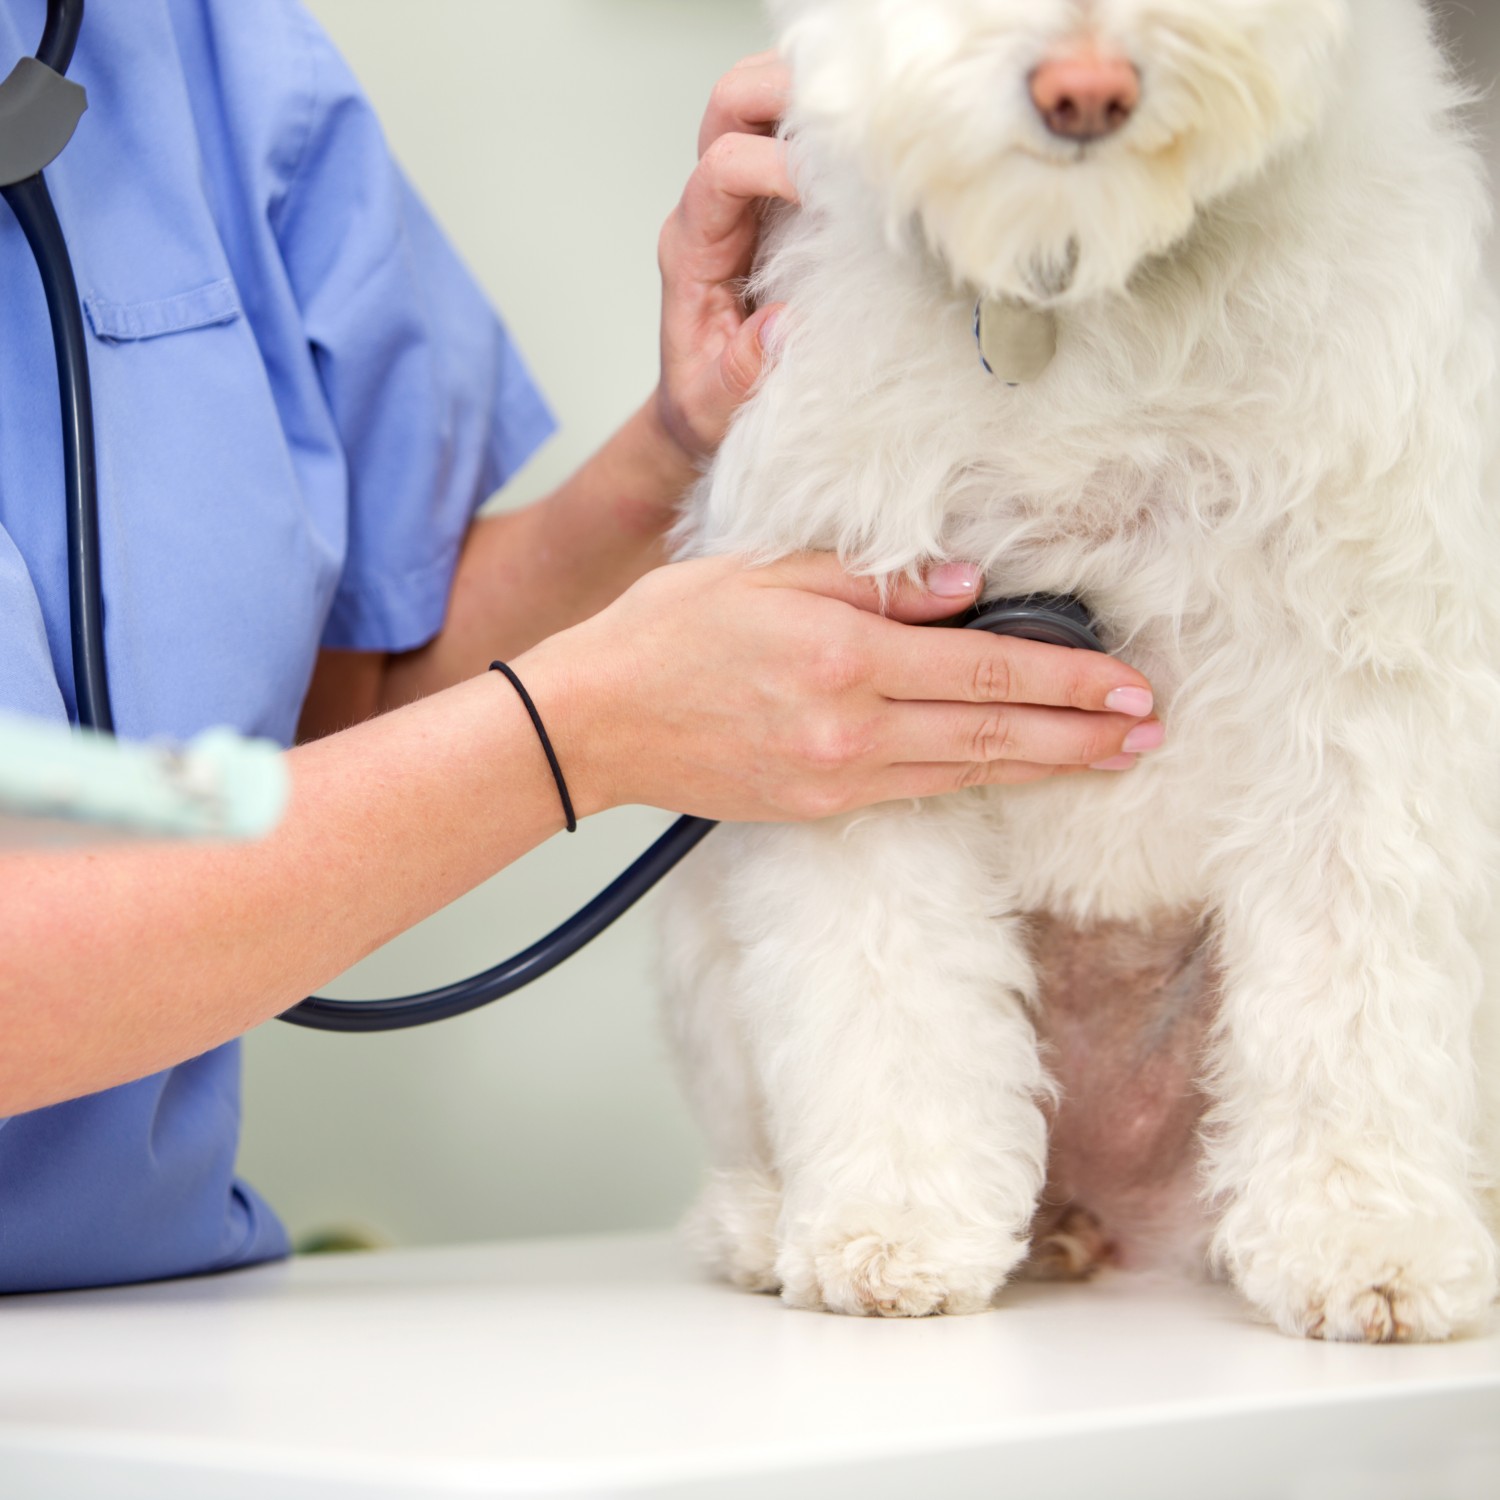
[1205,769,1499,1342]
[661,841,784,1293]
[697,798,1048,1317]
[1465,915,1500,1248]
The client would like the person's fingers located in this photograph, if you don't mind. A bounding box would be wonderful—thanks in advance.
[698,56,791,157]
[671,133,798,263]
[874,759,1089,801]
[753,553,981,622]
[863,619,1155,715]
[878,702,1157,768]
[713,302,786,410]
[882,565,985,622]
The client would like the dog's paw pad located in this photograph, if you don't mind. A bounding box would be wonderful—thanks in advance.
[820,1233,952,1317]
[1308,1284,1412,1343]
[778,1216,1023,1318]
[1303,1273,1491,1344]
[1023,1206,1113,1282]
[1226,1209,1499,1344]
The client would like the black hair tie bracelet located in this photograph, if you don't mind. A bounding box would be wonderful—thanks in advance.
[490,661,578,833]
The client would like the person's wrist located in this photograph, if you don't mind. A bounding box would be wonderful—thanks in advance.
[586,396,702,545]
[508,631,631,822]
[643,387,707,487]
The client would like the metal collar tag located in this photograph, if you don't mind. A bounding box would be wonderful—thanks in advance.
[975,297,1058,386]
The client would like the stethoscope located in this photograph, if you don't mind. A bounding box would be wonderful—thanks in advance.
[2,0,1103,1034]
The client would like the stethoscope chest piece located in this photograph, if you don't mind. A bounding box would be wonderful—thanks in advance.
[962,594,1104,653]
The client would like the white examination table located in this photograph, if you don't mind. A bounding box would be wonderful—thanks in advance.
[0,1230,1496,1498]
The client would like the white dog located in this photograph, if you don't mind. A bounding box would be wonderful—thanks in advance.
[663,0,1500,1342]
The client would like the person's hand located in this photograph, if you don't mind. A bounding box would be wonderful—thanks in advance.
[653,51,795,467]
[517,555,1162,824]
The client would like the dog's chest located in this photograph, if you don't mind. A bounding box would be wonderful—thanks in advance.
[926,402,1236,694]
[942,307,1258,568]
[941,444,1181,587]
[869,315,1245,608]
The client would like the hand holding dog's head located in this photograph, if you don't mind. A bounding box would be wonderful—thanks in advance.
[772,0,1349,306]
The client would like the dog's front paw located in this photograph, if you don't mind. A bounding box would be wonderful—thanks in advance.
[1219,1201,1499,1343]
[776,1206,1027,1317]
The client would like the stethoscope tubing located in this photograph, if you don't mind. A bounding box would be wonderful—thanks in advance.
[2,0,110,732]
[280,814,718,1032]
[2,172,111,733]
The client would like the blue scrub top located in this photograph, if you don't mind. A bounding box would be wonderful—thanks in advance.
[0,0,555,1291]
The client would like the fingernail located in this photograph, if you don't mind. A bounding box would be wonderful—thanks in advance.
[927,563,982,598]
[758,308,783,353]
[1122,721,1165,754]
[1105,687,1154,718]
[1091,754,1138,772]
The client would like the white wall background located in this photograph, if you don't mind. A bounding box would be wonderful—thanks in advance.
[240,1,1500,1251]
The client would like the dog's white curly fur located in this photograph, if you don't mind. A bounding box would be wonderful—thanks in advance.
[663,0,1500,1340]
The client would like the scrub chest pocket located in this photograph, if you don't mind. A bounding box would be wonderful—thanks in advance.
[72,255,347,746]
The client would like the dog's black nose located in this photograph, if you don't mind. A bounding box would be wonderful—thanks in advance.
[1030,50,1140,142]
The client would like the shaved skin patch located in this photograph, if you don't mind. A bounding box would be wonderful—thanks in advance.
[1024,911,1218,1277]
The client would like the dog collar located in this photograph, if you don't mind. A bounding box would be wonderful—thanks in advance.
[974,296,1057,385]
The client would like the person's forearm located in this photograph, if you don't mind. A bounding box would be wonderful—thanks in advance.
[2,548,1156,1116]
[0,671,581,1116]
[381,399,697,709]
